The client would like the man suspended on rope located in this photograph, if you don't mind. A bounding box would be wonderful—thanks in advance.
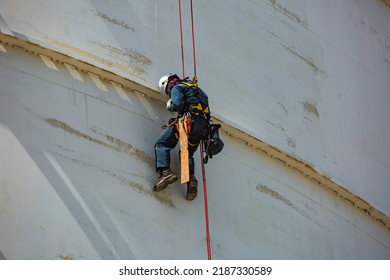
[154,73,210,200]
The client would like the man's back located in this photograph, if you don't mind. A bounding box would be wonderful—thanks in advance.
[168,83,209,114]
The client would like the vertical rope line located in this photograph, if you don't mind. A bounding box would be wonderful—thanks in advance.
[190,0,197,78]
[178,0,185,78]
[192,0,211,260]
[178,0,211,260]
[200,142,212,260]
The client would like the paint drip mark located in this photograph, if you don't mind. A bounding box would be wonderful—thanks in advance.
[301,99,319,119]
[257,184,296,210]
[268,1,308,27]
[286,137,297,149]
[256,184,327,231]
[45,39,147,80]
[46,118,111,147]
[53,152,174,208]
[93,129,154,167]
[102,166,174,208]
[277,101,288,115]
[95,12,135,32]
[45,118,154,166]
[93,41,152,76]
[284,46,318,72]
[58,255,73,260]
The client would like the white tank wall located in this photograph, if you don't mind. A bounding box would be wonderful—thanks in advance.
[1,0,390,259]
[1,45,389,259]
[1,0,389,215]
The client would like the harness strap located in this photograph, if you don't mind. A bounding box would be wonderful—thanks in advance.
[182,81,198,87]
[188,103,210,120]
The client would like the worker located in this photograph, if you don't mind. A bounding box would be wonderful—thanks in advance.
[154,73,210,200]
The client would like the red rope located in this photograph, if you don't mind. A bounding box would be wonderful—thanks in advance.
[190,0,197,78]
[178,0,211,260]
[178,0,185,78]
[191,0,211,260]
[200,142,212,260]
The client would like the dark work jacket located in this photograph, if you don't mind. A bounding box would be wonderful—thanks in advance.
[167,83,209,116]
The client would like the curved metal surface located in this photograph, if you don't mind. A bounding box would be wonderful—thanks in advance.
[1,0,390,259]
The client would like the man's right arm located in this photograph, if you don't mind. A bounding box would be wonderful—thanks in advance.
[167,86,185,112]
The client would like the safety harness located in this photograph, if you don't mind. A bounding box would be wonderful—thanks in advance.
[182,79,211,121]
[162,79,224,183]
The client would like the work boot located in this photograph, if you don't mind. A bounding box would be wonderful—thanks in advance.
[186,175,198,201]
[153,169,178,192]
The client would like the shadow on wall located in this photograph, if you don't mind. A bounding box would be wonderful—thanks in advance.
[0,45,180,259]
[0,93,136,259]
[0,249,6,260]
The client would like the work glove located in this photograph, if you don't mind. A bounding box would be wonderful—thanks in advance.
[166,99,172,110]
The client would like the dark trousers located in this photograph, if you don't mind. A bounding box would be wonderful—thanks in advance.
[155,117,209,174]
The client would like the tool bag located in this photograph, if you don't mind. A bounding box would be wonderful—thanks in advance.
[202,123,224,163]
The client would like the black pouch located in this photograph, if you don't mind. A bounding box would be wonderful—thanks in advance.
[203,123,224,163]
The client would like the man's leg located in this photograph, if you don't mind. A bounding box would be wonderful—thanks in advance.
[154,126,178,191]
[185,118,208,200]
[185,143,199,200]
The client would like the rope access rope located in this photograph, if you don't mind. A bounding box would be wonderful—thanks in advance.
[178,0,185,78]
[190,0,197,79]
[189,0,212,260]
[178,0,212,260]
[200,141,212,260]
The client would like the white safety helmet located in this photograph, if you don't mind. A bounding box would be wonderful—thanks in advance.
[158,73,179,95]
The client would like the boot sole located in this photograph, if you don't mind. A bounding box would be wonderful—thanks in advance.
[153,174,178,192]
[186,179,198,201]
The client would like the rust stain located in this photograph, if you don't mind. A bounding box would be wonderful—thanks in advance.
[45,118,111,148]
[93,41,152,76]
[286,137,297,149]
[105,169,174,208]
[277,4,307,27]
[53,151,174,208]
[256,184,325,229]
[269,1,308,27]
[45,39,147,80]
[95,12,135,32]
[58,255,73,260]
[277,101,288,115]
[105,135,154,166]
[284,46,318,72]
[301,99,319,119]
[257,184,295,209]
[45,119,154,167]
[132,182,175,208]
[266,120,286,132]
[47,39,115,68]
[382,0,390,7]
